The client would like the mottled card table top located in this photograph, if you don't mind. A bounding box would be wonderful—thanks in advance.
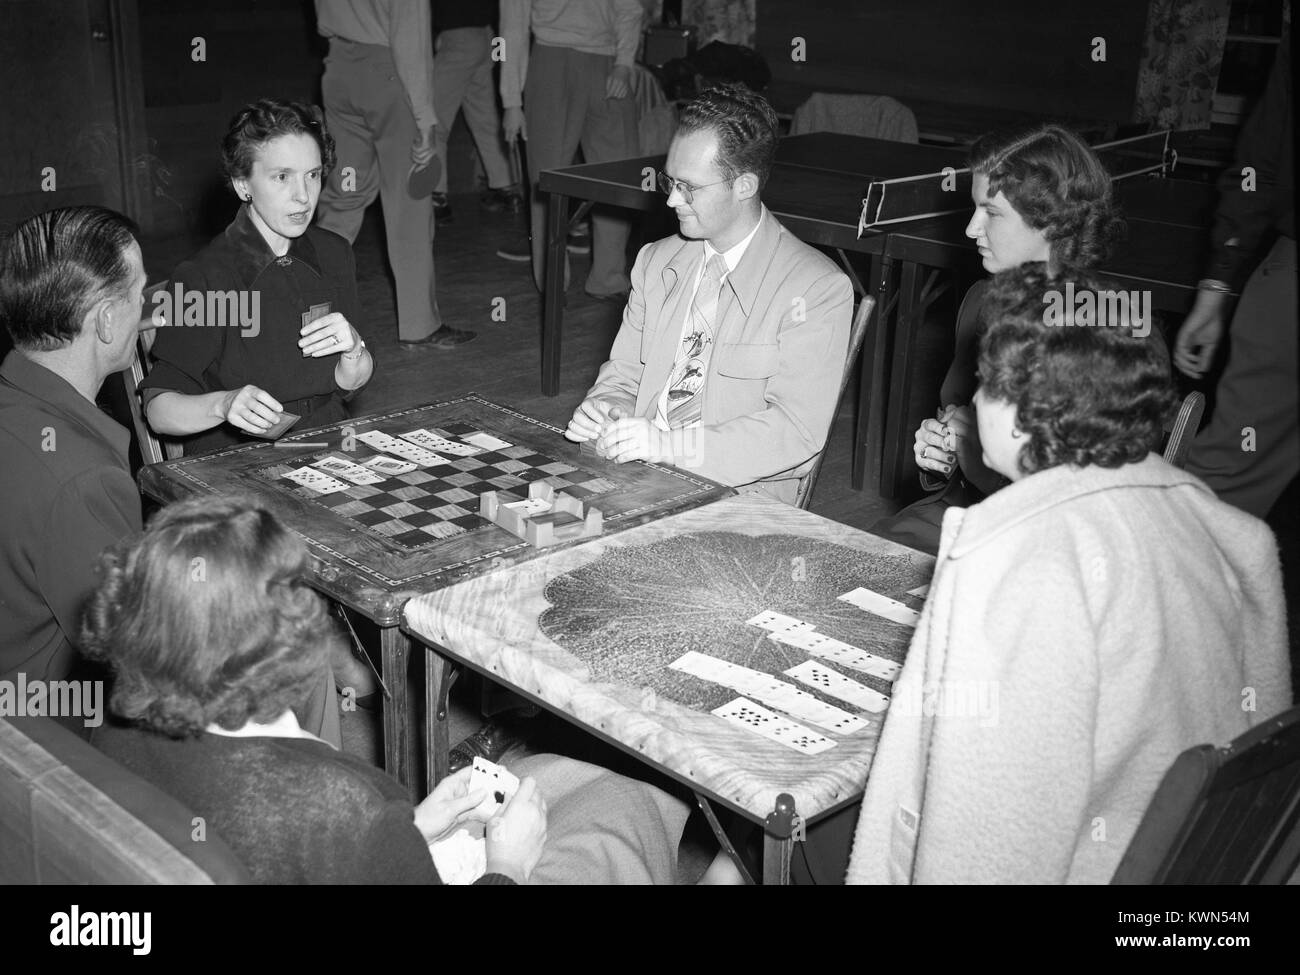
[404,494,935,824]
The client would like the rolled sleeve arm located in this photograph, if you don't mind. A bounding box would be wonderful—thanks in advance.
[388,1,438,130]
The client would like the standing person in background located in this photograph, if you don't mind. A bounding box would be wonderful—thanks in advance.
[430,0,524,224]
[1174,32,1295,521]
[314,0,476,350]
[497,0,644,301]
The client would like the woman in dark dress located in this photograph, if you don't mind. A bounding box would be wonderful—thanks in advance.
[871,124,1119,555]
[143,98,374,455]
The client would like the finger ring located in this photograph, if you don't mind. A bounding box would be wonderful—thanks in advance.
[920,446,929,460]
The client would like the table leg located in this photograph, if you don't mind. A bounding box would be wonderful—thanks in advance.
[854,254,895,491]
[424,644,460,787]
[541,190,570,397]
[762,793,798,886]
[881,265,952,497]
[694,793,756,886]
[380,625,421,798]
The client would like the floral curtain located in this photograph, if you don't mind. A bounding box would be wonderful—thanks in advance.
[682,0,757,48]
[1133,0,1231,131]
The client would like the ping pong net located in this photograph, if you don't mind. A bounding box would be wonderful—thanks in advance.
[856,130,1174,236]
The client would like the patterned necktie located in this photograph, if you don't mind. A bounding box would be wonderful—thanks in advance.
[658,253,729,429]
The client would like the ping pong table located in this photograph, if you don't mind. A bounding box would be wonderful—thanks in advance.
[536,132,969,495]
[535,130,1214,498]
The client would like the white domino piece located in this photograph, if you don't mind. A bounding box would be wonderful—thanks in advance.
[784,661,891,714]
[670,652,867,735]
[837,587,922,627]
[712,697,836,754]
[802,638,902,683]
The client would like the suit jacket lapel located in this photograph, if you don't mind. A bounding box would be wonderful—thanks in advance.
[638,238,705,416]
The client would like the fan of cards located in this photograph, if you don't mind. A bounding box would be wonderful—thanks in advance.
[427,758,521,885]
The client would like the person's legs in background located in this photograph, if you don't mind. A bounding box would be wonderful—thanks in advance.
[316,42,380,245]
[431,26,479,223]
[459,26,521,210]
[521,44,587,292]
[1184,236,1299,518]
[576,50,637,299]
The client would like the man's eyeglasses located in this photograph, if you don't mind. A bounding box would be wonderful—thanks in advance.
[656,170,732,204]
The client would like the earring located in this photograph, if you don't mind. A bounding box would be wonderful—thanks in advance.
[1011,429,1022,439]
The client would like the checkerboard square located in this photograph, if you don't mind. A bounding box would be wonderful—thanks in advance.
[371,519,415,537]
[380,501,423,519]
[435,486,477,504]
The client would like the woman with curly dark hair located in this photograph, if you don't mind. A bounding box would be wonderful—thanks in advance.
[85,496,718,885]
[847,265,1290,884]
[873,124,1122,554]
[142,98,373,457]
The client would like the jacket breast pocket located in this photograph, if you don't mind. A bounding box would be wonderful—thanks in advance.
[715,342,779,379]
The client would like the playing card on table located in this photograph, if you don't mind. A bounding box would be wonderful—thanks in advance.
[837,587,923,627]
[785,661,891,713]
[799,637,903,682]
[712,697,836,755]
[360,455,417,476]
[400,428,482,456]
[746,610,812,633]
[282,466,350,495]
[462,432,513,451]
[356,430,447,466]
[670,652,867,734]
[769,627,827,651]
[311,454,384,486]
[245,410,300,441]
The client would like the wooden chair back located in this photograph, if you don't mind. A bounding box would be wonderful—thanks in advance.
[1162,390,1205,469]
[796,296,875,510]
[1112,704,1300,884]
[122,282,182,466]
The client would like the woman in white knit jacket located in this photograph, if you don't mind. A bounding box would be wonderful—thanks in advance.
[847,264,1291,885]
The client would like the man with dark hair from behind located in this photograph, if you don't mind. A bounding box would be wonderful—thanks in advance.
[0,206,146,690]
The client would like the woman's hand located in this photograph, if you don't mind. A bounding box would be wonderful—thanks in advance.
[299,312,359,358]
[914,410,957,476]
[484,777,548,884]
[414,767,489,844]
[218,385,283,434]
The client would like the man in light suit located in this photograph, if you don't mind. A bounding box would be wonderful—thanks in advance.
[565,84,853,504]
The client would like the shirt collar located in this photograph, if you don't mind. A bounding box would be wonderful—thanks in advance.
[0,351,131,460]
[704,208,764,274]
[226,204,325,285]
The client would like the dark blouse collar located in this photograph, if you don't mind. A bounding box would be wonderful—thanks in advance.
[225,204,324,285]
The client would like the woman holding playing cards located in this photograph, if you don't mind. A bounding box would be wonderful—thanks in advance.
[142,98,373,456]
[85,496,733,885]
[872,124,1120,555]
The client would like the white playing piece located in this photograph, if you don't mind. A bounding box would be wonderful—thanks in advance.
[462,432,513,451]
[356,430,448,466]
[712,697,836,754]
[670,651,867,734]
[311,454,384,485]
[777,634,902,682]
[503,498,552,515]
[745,610,812,633]
[784,660,891,713]
[360,455,418,476]
[837,587,922,627]
[282,466,350,495]
[400,428,482,457]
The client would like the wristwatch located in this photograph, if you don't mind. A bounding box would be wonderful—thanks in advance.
[342,338,367,361]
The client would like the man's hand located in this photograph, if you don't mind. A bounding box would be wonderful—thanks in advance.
[411,125,438,166]
[503,107,526,143]
[1174,290,1230,378]
[605,64,634,100]
[414,767,489,844]
[565,397,618,442]
[595,415,671,464]
[485,777,548,884]
[219,385,283,434]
